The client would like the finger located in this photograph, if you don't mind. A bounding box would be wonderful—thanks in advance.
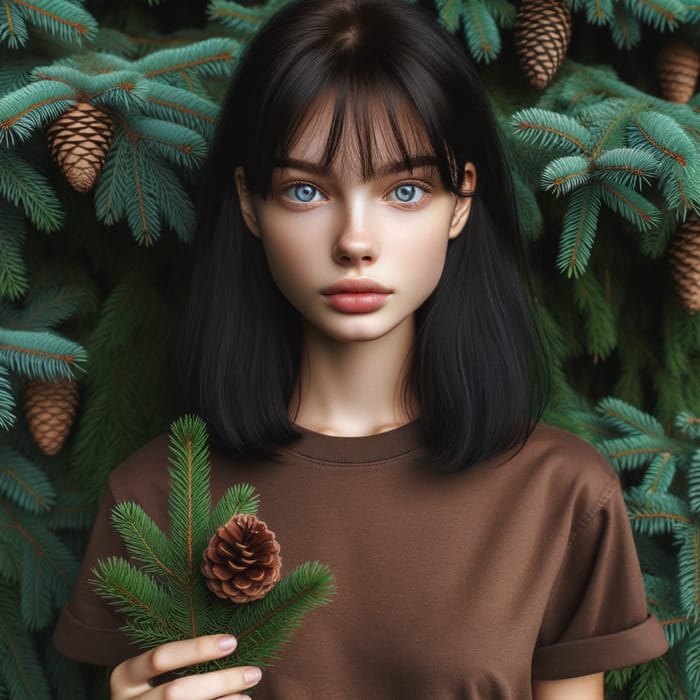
[150,666,262,700]
[123,635,239,686]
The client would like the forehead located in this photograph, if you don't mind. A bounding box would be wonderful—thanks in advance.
[282,93,434,178]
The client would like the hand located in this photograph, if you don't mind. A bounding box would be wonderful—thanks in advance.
[110,634,262,699]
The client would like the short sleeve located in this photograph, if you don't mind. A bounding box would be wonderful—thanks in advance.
[52,483,143,667]
[532,476,668,680]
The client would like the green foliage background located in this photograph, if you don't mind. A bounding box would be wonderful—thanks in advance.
[0,0,699,697]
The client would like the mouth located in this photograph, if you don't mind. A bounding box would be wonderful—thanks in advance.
[320,278,393,314]
[320,278,393,295]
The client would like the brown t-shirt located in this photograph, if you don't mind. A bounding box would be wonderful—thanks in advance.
[53,422,668,698]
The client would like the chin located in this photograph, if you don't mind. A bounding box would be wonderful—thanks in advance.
[319,319,408,344]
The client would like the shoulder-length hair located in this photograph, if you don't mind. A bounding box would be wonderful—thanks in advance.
[175,0,551,470]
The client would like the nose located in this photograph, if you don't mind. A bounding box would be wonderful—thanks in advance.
[331,201,378,266]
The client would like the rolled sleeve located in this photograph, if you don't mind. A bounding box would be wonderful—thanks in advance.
[533,614,667,679]
[532,477,669,679]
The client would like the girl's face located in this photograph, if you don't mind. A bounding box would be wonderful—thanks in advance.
[235,98,476,345]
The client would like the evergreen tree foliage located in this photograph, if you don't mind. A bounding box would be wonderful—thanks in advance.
[91,415,336,676]
[578,397,700,698]
[0,0,699,697]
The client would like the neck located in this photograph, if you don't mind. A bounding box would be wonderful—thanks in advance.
[290,317,417,436]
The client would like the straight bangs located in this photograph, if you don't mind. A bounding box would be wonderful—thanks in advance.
[236,2,466,197]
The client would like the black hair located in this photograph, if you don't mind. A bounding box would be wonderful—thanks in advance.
[175,0,551,470]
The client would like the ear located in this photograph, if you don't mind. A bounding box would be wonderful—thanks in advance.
[448,162,477,240]
[234,166,262,238]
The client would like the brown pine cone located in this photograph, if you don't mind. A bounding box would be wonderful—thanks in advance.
[202,514,282,603]
[515,0,572,91]
[24,377,79,456]
[669,215,700,313]
[47,101,114,193]
[657,38,700,104]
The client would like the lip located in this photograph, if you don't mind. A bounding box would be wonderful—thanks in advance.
[321,278,393,314]
[321,278,393,295]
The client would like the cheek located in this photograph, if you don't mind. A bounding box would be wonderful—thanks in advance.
[255,208,323,301]
[397,211,453,294]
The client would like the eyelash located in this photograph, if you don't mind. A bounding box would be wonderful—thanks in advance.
[281,179,433,208]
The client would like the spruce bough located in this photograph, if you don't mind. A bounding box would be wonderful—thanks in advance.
[90,414,336,677]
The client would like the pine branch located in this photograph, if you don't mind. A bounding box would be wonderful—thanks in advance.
[91,557,175,633]
[577,0,616,25]
[0,582,50,699]
[557,185,602,277]
[167,415,212,639]
[597,178,660,230]
[626,489,692,535]
[131,116,208,169]
[208,0,280,37]
[0,328,85,382]
[0,149,63,232]
[623,0,687,31]
[111,502,179,581]
[0,445,56,514]
[65,258,164,494]
[572,272,618,361]
[44,490,94,532]
[641,452,678,495]
[594,148,657,189]
[0,3,29,49]
[32,66,148,111]
[483,0,516,27]
[94,129,197,245]
[5,0,98,47]
[611,3,642,49]
[541,155,591,196]
[93,415,335,673]
[0,80,76,145]
[512,108,591,155]
[134,38,238,82]
[627,113,695,180]
[212,561,336,670]
[0,206,29,304]
[597,396,667,437]
[1,508,80,632]
[676,415,700,441]
[210,483,259,531]
[461,0,502,64]
[142,81,219,139]
[0,367,14,432]
[688,450,700,516]
[7,281,98,333]
[602,435,673,470]
[677,527,700,620]
[436,0,511,63]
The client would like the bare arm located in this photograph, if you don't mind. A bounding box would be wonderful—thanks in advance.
[532,673,604,700]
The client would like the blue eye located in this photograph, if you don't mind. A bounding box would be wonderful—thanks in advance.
[392,184,425,204]
[287,183,321,203]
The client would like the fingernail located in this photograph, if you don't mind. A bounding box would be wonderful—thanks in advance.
[244,667,262,683]
[217,635,238,651]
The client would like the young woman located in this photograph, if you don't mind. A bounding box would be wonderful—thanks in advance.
[53,0,669,697]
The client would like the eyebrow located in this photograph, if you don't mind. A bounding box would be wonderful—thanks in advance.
[274,155,440,178]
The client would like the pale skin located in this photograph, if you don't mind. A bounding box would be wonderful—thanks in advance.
[110,97,604,698]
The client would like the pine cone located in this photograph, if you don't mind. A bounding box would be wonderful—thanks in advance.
[669,215,700,313]
[657,38,700,104]
[515,0,572,91]
[47,101,114,193]
[24,377,79,456]
[202,514,282,603]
